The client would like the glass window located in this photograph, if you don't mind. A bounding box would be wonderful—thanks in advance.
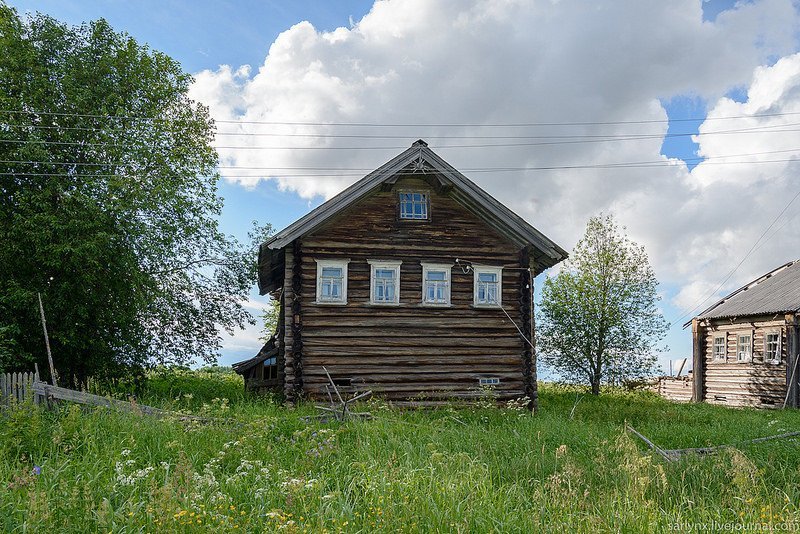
[713,336,726,361]
[369,260,402,304]
[399,191,428,220]
[262,356,278,380]
[315,259,349,304]
[765,332,781,363]
[737,334,752,362]
[474,268,501,306]
[422,263,451,305]
[320,267,343,301]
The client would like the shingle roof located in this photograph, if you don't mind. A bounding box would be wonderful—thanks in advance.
[695,260,800,321]
[262,140,567,277]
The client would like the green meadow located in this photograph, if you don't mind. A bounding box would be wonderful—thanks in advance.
[1,370,799,533]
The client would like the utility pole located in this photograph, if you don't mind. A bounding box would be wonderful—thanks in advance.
[37,292,58,387]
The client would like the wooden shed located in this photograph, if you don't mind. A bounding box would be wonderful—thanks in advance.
[235,140,567,406]
[688,260,800,408]
[232,335,280,394]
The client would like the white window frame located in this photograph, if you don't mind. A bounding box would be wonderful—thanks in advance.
[764,331,782,364]
[368,259,402,305]
[473,265,503,307]
[478,377,500,386]
[398,191,429,220]
[314,259,349,305]
[736,332,753,363]
[712,334,727,362]
[421,262,452,306]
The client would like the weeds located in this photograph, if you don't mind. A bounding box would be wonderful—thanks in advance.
[1,372,799,532]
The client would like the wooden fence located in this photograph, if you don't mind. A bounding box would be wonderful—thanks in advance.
[653,375,694,403]
[0,371,40,405]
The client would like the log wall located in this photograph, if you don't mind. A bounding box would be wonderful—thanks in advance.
[281,175,530,401]
[654,376,693,403]
[701,316,788,408]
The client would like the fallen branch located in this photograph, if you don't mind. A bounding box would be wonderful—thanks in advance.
[625,424,800,461]
[625,424,675,462]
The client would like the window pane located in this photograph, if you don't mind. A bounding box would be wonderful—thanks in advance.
[376,269,394,279]
[479,273,497,282]
[399,192,428,219]
[321,267,342,277]
[427,271,446,281]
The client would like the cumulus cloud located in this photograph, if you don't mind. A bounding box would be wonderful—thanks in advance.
[189,0,800,324]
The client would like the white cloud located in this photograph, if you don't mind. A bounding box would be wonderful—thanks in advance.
[189,0,800,327]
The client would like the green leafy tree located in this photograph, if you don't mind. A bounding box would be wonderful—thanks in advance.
[0,6,268,384]
[260,298,281,342]
[538,214,667,395]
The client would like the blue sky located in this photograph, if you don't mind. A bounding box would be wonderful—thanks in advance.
[9,0,800,373]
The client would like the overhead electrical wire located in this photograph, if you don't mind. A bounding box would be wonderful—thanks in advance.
[3,126,800,151]
[4,109,800,325]
[3,108,800,126]
[668,188,800,327]
[3,119,798,140]
[2,157,799,180]
[0,148,800,178]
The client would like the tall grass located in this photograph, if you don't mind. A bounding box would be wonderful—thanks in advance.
[1,372,799,532]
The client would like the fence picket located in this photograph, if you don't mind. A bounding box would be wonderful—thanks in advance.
[0,371,38,406]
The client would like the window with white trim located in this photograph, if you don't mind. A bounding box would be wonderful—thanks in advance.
[473,266,502,306]
[399,191,428,220]
[713,335,726,361]
[764,332,782,364]
[421,263,452,305]
[368,260,402,305]
[478,377,500,386]
[314,259,349,305]
[737,333,752,363]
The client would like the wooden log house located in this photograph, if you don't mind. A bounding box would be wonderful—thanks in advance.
[233,140,567,406]
[688,260,800,408]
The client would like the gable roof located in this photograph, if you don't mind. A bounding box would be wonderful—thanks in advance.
[263,140,567,275]
[691,259,800,324]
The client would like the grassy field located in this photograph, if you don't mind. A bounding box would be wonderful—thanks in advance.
[1,370,800,533]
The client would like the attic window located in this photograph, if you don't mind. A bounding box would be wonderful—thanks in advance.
[399,191,428,220]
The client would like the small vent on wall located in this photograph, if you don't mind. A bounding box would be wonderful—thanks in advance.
[478,377,500,386]
[761,398,775,406]
[714,395,727,402]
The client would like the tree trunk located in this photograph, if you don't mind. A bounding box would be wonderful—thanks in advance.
[590,376,601,395]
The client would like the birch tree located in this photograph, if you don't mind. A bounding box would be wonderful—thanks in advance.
[538,214,667,394]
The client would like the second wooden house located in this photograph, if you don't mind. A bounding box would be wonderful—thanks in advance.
[236,140,567,407]
[689,260,800,408]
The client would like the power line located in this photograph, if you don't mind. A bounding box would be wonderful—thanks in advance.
[4,126,800,151]
[669,188,800,327]
[2,147,799,173]
[5,120,799,140]
[3,108,800,126]
[2,156,799,180]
